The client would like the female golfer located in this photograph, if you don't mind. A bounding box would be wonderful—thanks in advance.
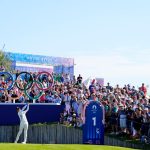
[14,103,29,144]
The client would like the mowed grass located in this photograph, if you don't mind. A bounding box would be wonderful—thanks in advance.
[0,144,136,150]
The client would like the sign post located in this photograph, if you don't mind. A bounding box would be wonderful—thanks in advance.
[83,101,104,144]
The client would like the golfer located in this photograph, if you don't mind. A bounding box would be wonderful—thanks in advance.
[14,103,29,144]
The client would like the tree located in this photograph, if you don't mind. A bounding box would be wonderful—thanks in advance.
[0,49,12,71]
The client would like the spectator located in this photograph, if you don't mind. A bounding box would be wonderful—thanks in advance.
[132,108,143,138]
[39,93,46,103]
[89,81,96,94]
[118,104,127,133]
[0,91,6,102]
[106,82,113,91]
[64,92,71,113]
[77,74,82,85]
[140,83,147,96]
[65,74,70,83]
[53,94,62,104]
[141,107,150,136]
[110,104,118,135]
[60,74,64,83]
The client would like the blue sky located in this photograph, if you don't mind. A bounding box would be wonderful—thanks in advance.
[0,0,150,88]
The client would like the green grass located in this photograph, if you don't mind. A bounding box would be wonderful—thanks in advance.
[0,144,136,150]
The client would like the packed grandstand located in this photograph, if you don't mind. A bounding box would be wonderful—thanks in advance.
[0,68,150,143]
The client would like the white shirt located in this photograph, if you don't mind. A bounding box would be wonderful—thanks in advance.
[18,104,29,124]
[64,95,71,104]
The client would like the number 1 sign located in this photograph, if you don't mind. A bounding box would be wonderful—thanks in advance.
[82,101,105,145]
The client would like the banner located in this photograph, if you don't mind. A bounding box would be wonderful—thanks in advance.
[0,104,64,125]
[95,78,104,86]
[83,101,104,145]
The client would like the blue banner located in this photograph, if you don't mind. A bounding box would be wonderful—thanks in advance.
[7,52,74,77]
[7,52,74,67]
[83,101,104,144]
[0,104,64,125]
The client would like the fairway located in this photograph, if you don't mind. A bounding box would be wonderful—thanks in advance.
[0,144,135,150]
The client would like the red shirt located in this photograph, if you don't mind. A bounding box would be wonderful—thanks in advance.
[40,94,46,102]
[140,86,147,96]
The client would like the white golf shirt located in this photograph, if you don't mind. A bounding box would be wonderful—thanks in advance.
[18,104,29,124]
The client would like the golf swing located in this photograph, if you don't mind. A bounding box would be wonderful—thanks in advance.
[14,103,29,144]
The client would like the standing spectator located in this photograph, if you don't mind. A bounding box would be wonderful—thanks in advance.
[132,108,143,138]
[0,91,6,102]
[141,107,150,136]
[126,106,134,135]
[72,98,78,115]
[140,83,147,96]
[106,82,113,91]
[118,104,127,133]
[77,74,82,85]
[64,92,71,113]
[60,74,64,83]
[77,97,84,117]
[65,74,70,83]
[72,75,76,84]
[89,81,96,94]
[110,104,118,135]
[39,93,46,103]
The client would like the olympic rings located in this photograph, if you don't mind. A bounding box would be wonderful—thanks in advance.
[0,71,54,100]
[24,80,43,100]
[0,72,14,90]
[36,71,53,91]
[15,72,34,91]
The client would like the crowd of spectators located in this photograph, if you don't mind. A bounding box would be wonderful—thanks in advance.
[0,70,150,141]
